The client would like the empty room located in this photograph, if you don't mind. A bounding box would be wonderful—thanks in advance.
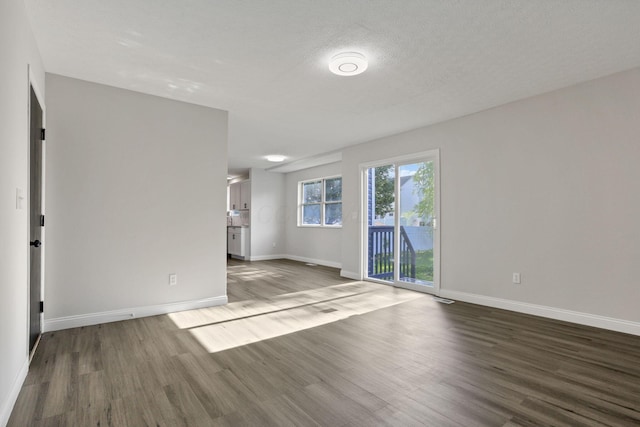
[2,1,640,426]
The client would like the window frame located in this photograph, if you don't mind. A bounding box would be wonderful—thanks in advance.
[298,175,342,228]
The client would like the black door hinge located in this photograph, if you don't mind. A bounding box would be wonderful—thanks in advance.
[39,301,44,313]
[40,215,45,227]
[40,128,45,140]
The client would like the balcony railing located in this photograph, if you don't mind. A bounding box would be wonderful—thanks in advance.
[367,226,416,281]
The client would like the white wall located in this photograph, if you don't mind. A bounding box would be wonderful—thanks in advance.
[44,74,228,328]
[249,168,286,259]
[341,68,640,330]
[284,162,342,268]
[0,1,45,425]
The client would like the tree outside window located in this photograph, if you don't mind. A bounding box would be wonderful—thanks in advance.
[300,177,342,226]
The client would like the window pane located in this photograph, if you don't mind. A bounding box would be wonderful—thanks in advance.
[302,204,321,225]
[324,203,342,225]
[325,177,342,202]
[303,181,322,203]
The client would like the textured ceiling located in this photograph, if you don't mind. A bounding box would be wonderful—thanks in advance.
[24,0,640,174]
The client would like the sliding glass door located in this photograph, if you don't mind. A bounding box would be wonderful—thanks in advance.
[364,151,439,294]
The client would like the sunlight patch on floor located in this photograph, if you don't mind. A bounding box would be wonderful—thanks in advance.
[169,282,426,354]
[169,282,366,329]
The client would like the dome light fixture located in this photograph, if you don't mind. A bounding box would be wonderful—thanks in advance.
[329,52,368,76]
[266,154,286,162]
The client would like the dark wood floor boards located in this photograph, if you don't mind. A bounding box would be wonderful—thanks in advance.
[9,259,640,426]
[445,311,639,424]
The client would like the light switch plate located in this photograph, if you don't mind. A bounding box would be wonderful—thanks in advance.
[16,188,24,210]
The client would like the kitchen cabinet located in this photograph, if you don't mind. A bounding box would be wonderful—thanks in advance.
[229,183,240,210]
[229,180,250,210]
[240,180,251,210]
[227,227,250,259]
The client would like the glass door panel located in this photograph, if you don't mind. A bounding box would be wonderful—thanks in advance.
[398,161,435,288]
[364,153,439,294]
[366,165,395,283]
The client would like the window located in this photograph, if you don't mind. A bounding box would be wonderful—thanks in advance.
[299,176,342,226]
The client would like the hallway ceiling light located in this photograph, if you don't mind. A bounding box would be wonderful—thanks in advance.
[329,52,368,76]
[266,154,286,162]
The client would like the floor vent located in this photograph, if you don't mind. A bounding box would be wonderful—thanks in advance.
[433,297,455,304]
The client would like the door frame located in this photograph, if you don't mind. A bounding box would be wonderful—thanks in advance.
[360,149,441,295]
[28,65,45,360]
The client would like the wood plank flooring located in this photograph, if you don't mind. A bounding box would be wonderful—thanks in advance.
[9,259,640,426]
[169,281,426,353]
[226,258,348,302]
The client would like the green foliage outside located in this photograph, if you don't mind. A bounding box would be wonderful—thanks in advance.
[373,249,433,282]
[370,162,435,283]
[373,162,433,223]
[415,249,433,281]
[374,165,394,218]
[412,161,435,222]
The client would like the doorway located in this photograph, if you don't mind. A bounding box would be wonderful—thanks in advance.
[29,84,44,357]
[363,150,440,294]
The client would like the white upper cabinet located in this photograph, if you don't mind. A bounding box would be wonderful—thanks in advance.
[240,180,251,210]
[229,182,240,210]
[229,180,250,210]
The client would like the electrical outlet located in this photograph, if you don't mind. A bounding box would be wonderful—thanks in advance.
[272,242,276,248]
[169,274,178,286]
[512,273,521,284]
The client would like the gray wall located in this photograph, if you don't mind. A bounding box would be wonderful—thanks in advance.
[44,74,228,324]
[341,68,640,325]
[0,1,45,424]
[284,162,342,267]
[249,168,286,259]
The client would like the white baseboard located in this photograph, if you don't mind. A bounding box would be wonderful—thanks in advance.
[248,254,287,261]
[439,289,640,336]
[340,270,362,280]
[245,254,354,277]
[43,295,228,332]
[0,358,28,427]
[283,255,342,269]
[244,253,342,269]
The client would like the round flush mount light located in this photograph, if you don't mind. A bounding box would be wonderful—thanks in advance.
[266,154,286,162]
[329,52,368,76]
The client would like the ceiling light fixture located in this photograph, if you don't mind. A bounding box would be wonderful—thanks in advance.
[329,52,368,76]
[266,155,286,162]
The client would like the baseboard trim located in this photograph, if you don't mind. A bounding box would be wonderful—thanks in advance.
[43,295,228,332]
[244,254,353,277]
[340,270,362,280]
[0,358,28,427]
[439,289,640,336]
[248,254,287,262]
[283,255,342,269]
[245,254,342,269]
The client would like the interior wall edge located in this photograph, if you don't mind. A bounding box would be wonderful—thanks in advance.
[0,359,28,427]
[340,270,362,281]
